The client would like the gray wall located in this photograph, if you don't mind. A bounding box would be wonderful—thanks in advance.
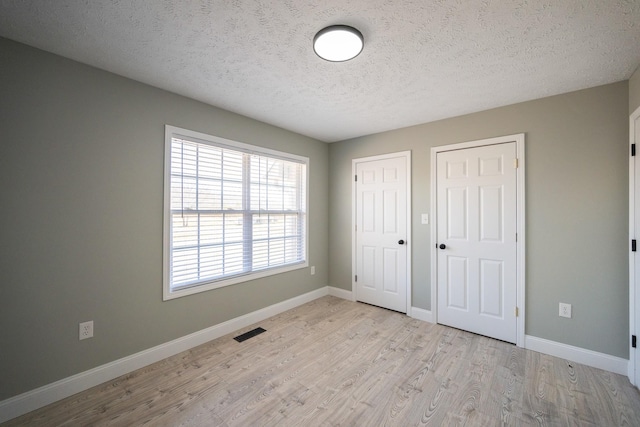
[631,66,640,114]
[0,38,329,400]
[329,82,629,358]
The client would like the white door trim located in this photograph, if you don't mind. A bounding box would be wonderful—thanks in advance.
[352,151,412,315]
[629,106,640,386]
[430,134,526,347]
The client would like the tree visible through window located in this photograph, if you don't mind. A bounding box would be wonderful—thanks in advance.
[163,126,308,299]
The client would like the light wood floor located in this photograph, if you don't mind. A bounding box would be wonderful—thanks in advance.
[4,296,640,426]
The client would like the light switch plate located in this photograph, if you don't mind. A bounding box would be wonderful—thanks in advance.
[421,214,429,225]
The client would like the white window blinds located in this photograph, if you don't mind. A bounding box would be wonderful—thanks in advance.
[163,126,308,299]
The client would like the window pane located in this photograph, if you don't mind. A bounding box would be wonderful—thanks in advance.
[170,175,183,210]
[284,214,299,235]
[222,181,242,210]
[266,159,283,185]
[284,236,300,262]
[223,150,243,181]
[283,186,297,210]
[269,214,285,238]
[200,246,223,278]
[269,238,285,265]
[172,214,198,248]
[252,240,269,270]
[283,163,298,185]
[173,176,197,211]
[250,183,266,211]
[180,142,198,176]
[253,215,269,240]
[198,146,222,179]
[172,248,199,286]
[198,178,221,210]
[166,128,307,295]
[267,185,283,210]
[224,243,244,275]
[200,215,223,245]
[224,214,243,244]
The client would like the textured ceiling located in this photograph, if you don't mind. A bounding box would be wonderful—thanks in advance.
[1,1,639,142]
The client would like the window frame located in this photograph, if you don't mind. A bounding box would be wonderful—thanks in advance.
[163,125,309,301]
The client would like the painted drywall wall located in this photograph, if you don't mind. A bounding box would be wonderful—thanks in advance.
[631,65,640,114]
[0,37,329,401]
[329,82,629,358]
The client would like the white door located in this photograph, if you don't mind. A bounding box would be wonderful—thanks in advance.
[354,154,409,313]
[436,142,517,343]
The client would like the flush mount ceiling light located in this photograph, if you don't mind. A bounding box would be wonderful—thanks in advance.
[313,25,364,62]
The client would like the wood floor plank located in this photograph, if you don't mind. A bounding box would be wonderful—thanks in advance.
[584,366,638,427]
[480,365,525,425]
[550,360,600,425]
[4,296,640,427]
[404,375,455,425]
[521,350,561,425]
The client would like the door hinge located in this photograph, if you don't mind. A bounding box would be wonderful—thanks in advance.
[355,224,357,231]
[633,239,637,252]
[514,158,519,168]
[515,307,519,317]
[516,233,518,242]
[633,144,636,157]
[355,275,358,282]
[355,175,358,182]
[633,335,637,348]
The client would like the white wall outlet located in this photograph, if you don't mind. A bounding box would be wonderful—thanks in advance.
[79,321,94,340]
[310,266,316,275]
[559,303,572,318]
[421,213,429,225]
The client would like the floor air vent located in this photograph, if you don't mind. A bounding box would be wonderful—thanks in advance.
[233,327,266,343]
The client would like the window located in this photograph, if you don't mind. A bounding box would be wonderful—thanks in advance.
[163,126,308,300]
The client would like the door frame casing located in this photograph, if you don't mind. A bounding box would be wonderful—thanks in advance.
[629,106,640,387]
[352,151,412,315]
[430,134,526,347]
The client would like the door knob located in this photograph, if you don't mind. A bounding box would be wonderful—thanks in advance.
[398,240,405,245]
[439,244,446,249]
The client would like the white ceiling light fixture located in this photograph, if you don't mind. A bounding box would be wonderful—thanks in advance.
[313,25,364,62]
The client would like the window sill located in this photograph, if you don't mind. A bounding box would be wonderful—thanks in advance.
[163,262,309,301]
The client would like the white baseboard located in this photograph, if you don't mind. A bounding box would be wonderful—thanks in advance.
[328,286,354,301]
[410,307,433,323]
[525,335,629,375]
[0,287,329,424]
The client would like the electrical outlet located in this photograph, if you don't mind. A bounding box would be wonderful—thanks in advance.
[559,303,572,318]
[310,266,316,275]
[79,321,94,340]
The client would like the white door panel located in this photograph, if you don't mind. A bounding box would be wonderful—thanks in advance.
[479,259,503,317]
[447,256,468,310]
[437,142,517,343]
[355,154,408,313]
